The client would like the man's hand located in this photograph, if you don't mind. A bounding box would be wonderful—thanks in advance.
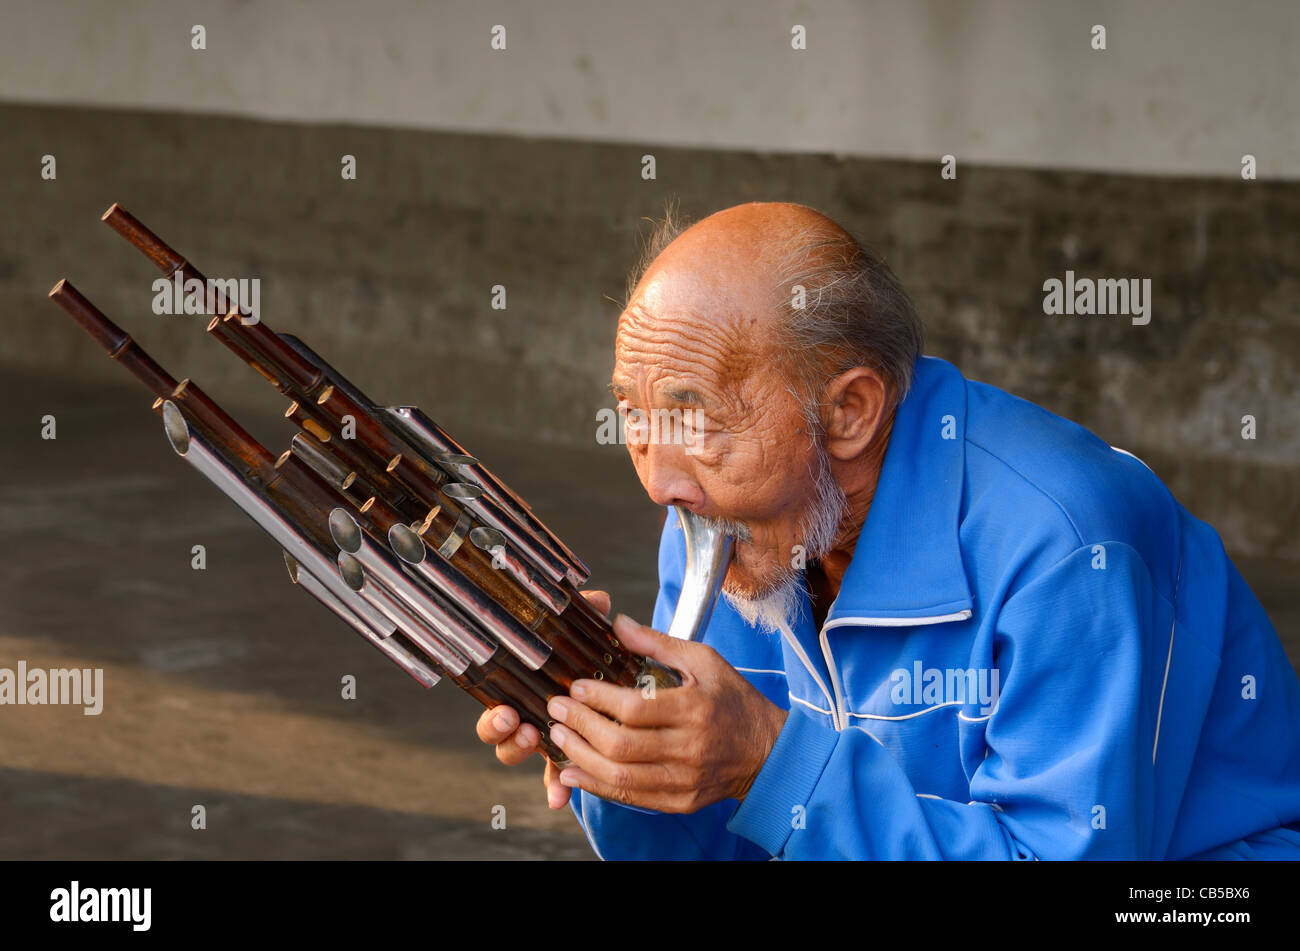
[548,613,788,814]
[475,701,572,809]
[474,590,617,811]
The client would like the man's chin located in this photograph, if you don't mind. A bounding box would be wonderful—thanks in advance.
[720,562,803,634]
[722,544,787,599]
[721,565,775,601]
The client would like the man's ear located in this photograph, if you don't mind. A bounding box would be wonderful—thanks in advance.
[821,367,889,461]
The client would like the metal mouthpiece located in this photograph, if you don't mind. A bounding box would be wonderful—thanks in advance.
[665,506,734,642]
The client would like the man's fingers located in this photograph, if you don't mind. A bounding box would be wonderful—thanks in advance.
[580,589,612,618]
[547,694,673,759]
[611,613,697,680]
[557,767,673,813]
[476,704,519,744]
[550,724,675,804]
[544,759,571,809]
[476,705,542,766]
[562,679,682,727]
[497,721,541,766]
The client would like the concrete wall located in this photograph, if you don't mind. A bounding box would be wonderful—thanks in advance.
[2,101,1296,561]
[2,0,1298,179]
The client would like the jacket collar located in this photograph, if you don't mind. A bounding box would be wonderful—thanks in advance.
[822,355,974,628]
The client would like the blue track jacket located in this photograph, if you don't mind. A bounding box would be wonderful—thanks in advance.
[570,356,1300,859]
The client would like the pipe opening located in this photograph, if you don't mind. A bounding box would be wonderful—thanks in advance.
[161,401,190,455]
[443,483,484,502]
[328,508,363,553]
[440,453,478,467]
[388,523,427,565]
[337,551,365,591]
[469,526,506,552]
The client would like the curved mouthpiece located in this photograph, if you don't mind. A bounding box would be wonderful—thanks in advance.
[666,506,735,642]
[161,401,191,455]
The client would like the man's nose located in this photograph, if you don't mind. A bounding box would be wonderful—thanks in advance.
[636,442,703,510]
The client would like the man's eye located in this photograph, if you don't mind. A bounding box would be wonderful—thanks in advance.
[682,411,715,435]
[620,404,649,441]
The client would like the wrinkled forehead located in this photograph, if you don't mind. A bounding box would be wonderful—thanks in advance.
[613,273,775,404]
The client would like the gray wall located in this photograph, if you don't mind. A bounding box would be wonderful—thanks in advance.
[2,0,1298,179]
[2,101,1296,561]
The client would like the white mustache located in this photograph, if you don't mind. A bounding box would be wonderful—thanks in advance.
[702,515,752,544]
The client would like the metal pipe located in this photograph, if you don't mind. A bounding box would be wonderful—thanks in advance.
[159,399,394,639]
[386,405,590,586]
[435,481,570,613]
[383,445,573,598]
[335,551,471,676]
[386,521,552,671]
[279,334,378,414]
[283,552,440,689]
[286,433,356,493]
[230,332,571,602]
[329,509,498,667]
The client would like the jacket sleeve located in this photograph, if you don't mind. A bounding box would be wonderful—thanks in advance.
[569,510,771,860]
[726,541,1165,859]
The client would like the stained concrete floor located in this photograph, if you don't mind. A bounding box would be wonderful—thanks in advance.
[0,364,666,859]
[0,365,1296,860]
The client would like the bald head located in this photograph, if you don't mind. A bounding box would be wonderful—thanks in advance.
[623,200,923,418]
[636,201,852,296]
[627,202,856,365]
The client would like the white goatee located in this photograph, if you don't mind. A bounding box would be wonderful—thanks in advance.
[718,448,847,634]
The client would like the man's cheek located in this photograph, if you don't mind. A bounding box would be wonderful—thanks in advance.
[706,441,787,512]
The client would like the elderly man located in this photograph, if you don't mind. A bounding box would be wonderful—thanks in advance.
[477,201,1300,860]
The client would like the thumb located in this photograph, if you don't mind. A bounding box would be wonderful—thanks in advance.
[613,613,695,676]
[580,589,612,618]
[544,758,571,809]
